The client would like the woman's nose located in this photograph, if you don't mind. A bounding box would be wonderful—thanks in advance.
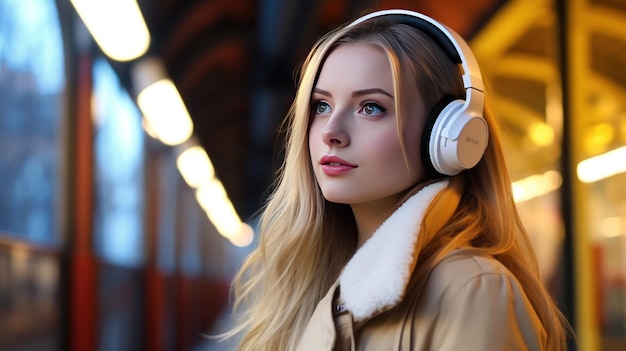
[321,115,350,147]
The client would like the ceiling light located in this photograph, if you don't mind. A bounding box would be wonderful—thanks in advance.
[176,146,215,188]
[137,79,194,146]
[529,122,555,147]
[513,170,562,203]
[70,0,150,61]
[196,180,254,247]
[577,145,626,183]
[229,224,255,247]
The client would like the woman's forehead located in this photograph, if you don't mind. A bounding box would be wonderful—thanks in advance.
[314,44,394,93]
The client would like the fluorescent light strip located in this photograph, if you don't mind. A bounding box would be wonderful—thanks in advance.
[137,79,194,146]
[196,179,254,247]
[176,146,215,188]
[70,0,150,61]
[513,170,562,203]
[577,145,626,183]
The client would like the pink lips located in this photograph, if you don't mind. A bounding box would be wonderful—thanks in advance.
[319,155,357,176]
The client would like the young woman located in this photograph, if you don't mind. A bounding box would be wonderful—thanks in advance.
[225,9,571,350]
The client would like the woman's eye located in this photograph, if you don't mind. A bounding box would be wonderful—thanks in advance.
[359,101,386,116]
[314,101,331,114]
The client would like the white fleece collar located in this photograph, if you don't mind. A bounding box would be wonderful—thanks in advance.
[338,180,448,322]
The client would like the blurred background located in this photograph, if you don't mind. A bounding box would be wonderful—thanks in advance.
[0,0,625,350]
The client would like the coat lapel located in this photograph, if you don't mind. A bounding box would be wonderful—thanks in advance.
[339,181,449,322]
[297,179,463,351]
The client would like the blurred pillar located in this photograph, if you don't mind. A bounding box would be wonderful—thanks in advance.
[68,53,98,351]
[557,0,599,349]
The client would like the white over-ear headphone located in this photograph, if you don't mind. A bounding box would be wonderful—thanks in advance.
[349,9,488,176]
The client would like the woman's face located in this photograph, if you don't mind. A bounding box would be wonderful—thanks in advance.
[308,43,427,208]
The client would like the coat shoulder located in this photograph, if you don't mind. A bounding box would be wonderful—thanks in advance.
[412,249,546,350]
[423,249,515,298]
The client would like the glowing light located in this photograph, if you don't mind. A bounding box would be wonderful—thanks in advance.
[176,146,215,188]
[70,0,150,61]
[137,79,193,146]
[601,217,624,238]
[513,170,562,203]
[141,117,158,140]
[577,145,626,183]
[229,224,255,247]
[529,122,555,147]
[196,180,254,246]
[584,123,615,155]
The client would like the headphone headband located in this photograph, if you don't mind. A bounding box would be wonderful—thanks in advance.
[348,9,484,93]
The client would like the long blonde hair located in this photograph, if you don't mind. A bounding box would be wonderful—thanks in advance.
[227,16,570,351]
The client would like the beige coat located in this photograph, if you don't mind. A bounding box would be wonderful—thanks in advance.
[296,181,546,351]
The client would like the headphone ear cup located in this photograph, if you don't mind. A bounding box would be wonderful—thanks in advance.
[427,99,488,176]
[421,97,458,177]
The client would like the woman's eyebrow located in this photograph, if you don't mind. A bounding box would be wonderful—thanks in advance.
[313,88,332,97]
[352,88,393,98]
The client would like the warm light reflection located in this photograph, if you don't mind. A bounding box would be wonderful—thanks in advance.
[70,0,150,61]
[196,180,253,246]
[513,170,562,203]
[585,123,615,155]
[137,79,193,146]
[601,216,624,238]
[176,146,215,188]
[141,117,158,140]
[230,224,255,247]
[529,122,555,147]
[577,145,626,183]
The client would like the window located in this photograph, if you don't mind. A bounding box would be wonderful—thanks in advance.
[92,58,146,268]
[0,0,66,244]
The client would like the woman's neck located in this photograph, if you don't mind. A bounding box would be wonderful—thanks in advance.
[350,179,438,247]
[351,195,404,247]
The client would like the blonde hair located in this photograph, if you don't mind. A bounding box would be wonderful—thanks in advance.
[226,17,570,351]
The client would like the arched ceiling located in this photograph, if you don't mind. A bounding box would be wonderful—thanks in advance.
[472,0,626,179]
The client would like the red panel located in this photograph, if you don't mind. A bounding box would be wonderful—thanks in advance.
[145,268,168,351]
[201,279,230,332]
[175,276,232,350]
[69,54,97,351]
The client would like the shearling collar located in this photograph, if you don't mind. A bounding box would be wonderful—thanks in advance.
[338,180,449,322]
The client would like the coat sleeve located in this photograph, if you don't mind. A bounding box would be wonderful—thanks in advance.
[430,272,547,351]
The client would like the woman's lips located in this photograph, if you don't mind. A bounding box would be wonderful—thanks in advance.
[319,155,357,176]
